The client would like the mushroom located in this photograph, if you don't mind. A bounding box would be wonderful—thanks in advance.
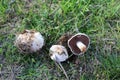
[68,33,90,55]
[49,45,68,62]
[49,33,73,80]
[49,33,90,79]
[49,33,73,62]
[49,45,69,79]
[14,29,44,53]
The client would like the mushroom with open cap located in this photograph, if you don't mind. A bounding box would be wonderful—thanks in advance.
[68,33,90,55]
[14,29,44,53]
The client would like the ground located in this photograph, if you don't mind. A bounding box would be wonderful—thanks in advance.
[0,0,120,80]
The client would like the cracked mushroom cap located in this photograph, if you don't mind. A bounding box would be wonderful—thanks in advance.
[49,45,68,62]
[68,33,90,55]
[14,30,44,53]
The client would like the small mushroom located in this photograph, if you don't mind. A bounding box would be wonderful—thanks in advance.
[49,33,74,62]
[49,45,68,62]
[49,33,73,80]
[14,29,44,53]
[49,45,69,80]
[68,33,90,55]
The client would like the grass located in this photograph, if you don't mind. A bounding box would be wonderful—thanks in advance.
[0,0,120,80]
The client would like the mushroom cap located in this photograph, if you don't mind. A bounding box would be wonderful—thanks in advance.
[14,30,44,53]
[68,33,90,55]
[49,45,68,62]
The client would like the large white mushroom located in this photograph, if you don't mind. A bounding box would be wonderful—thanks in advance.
[14,29,44,53]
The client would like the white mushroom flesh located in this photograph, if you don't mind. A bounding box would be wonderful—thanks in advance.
[49,45,68,62]
[76,41,86,52]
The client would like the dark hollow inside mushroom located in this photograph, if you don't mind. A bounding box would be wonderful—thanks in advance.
[68,34,90,55]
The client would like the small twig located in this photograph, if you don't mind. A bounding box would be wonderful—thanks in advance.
[49,7,60,16]
[15,64,24,72]
[11,66,15,80]
[0,71,21,74]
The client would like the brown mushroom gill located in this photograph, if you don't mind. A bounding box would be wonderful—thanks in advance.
[68,35,89,54]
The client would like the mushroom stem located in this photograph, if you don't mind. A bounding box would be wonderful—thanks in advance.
[54,61,62,71]
[76,41,86,52]
[54,55,69,80]
[58,62,69,80]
